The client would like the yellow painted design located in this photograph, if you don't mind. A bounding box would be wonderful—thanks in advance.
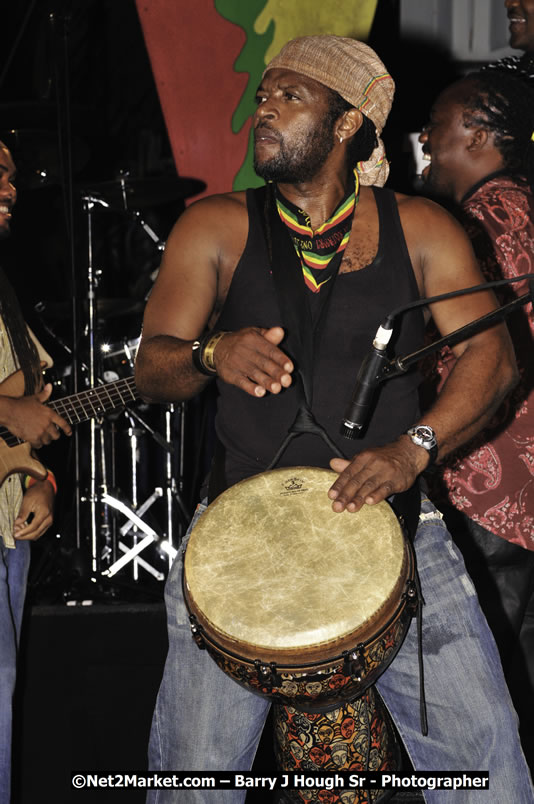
[255,0,379,64]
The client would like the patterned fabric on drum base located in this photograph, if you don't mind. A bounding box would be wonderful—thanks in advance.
[274,687,399,803]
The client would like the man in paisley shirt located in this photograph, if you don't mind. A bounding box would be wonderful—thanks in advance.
[420,68,534,769]
[485,1,534,79]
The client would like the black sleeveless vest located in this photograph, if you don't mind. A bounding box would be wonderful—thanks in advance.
[213,186,425,491]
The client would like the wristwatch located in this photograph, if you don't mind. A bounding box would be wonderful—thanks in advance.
[406,425,438,466]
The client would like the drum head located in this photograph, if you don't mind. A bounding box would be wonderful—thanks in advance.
[184,467,408,662]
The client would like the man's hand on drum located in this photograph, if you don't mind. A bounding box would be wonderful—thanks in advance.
[328,436,430,513]
[214,326,294,397]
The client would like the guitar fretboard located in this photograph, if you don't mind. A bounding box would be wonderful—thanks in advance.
[0,376,138,448]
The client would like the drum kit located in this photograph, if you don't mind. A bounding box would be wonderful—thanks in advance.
[184,467,420,802]
[69,172,205,586]
[4,117,207,591]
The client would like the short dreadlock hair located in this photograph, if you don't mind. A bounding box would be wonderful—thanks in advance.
[460,69,534,194]
[324,89,378,169]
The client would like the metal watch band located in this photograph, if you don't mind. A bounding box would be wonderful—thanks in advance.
[406,425,438,466]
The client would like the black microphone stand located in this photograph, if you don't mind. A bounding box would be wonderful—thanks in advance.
[383,290,532,383]
[341,272,534,439]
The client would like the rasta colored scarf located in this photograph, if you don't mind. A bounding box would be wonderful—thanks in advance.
[275,171,360,293]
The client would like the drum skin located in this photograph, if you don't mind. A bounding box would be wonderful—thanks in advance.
[184,467,417,711]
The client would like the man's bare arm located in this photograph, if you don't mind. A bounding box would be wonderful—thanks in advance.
[135,194,293,402]
[329,198,517,512]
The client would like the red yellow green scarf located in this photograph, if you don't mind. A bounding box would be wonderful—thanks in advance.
[275,171,360,293]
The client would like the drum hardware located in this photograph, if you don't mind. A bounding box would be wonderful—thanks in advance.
[404,579,418,603]
[116,542,165,582]
[76,174,206,213]
[38,298,144,322]
[126,421,143,582]
[98,402,189,579]
[100,492,175,579]
[189,617,207,650]
[74,186,192,586]
[80,190,109,577]
[123,404,190,533]
[187,598,414,713]
[119,486,164,539]
[130,209,166,252]
[255,662,281,692]
[341,646,366,680]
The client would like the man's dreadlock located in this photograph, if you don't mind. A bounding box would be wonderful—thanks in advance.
[0,268,41,395]
[325,90,378,168]
[461,69,534,195]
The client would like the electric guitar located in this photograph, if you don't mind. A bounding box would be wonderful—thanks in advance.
[0,371,138,486]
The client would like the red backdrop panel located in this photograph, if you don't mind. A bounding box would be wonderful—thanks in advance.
[136,0,250,198]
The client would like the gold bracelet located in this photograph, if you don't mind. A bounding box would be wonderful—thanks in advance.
[201,331,228,373]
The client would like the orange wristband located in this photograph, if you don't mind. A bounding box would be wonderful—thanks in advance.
[24,469,58,495]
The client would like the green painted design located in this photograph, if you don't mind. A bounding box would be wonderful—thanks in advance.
[214,1,378,191]
[215,0,273,190]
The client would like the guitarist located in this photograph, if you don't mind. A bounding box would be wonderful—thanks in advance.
[0,140,71,802]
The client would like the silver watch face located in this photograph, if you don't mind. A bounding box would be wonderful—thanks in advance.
[408,425,437,450]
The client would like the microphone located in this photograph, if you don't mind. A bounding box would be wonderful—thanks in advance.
[340,323,393,439]
[340,272,534,440]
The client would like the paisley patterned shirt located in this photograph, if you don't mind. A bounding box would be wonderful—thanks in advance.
[437,175,534,550]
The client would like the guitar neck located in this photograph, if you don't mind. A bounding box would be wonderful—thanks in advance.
[0,376,138,448]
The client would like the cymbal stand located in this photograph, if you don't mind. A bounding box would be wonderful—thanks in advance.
[81,192,110,577]
[100,204,188,576]
[165,403,189,566]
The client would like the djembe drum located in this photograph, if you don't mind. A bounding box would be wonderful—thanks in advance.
[184,467,418,803]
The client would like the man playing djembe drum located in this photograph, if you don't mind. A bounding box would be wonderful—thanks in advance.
[135,36,534,803]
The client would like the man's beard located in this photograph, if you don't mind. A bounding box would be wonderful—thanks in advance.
[254,118,335,183]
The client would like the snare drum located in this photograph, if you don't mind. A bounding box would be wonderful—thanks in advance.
[184,467,417,711]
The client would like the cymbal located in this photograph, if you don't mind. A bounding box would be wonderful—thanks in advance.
[77,175,206,211]
[38,298,144,320]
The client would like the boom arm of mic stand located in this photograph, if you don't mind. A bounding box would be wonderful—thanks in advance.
[381,291,531,381]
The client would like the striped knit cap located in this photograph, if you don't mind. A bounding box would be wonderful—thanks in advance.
[263,35,395,186]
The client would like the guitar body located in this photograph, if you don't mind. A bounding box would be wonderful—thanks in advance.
[0,370,47,485]
[0,442,47,486]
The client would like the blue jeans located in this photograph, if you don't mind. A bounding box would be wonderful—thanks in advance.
[0,540,30,803]
[148,497,534,802]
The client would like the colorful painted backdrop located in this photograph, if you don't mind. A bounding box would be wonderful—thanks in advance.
[136,0,378,198]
